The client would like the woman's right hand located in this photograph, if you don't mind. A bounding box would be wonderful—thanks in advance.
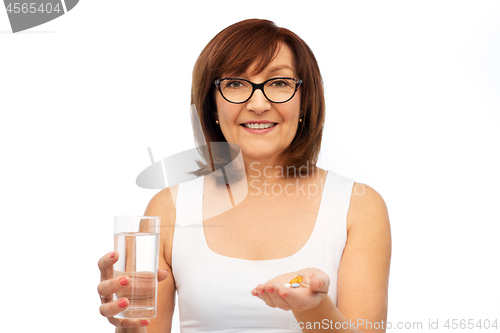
[97,251,169,330]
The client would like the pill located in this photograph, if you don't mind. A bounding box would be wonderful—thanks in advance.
[284,283,291,288]
[291,283,300,288]
[289,276,303,284]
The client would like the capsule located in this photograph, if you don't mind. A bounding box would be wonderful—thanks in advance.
[291,283,300,288]
[289,276,303,284]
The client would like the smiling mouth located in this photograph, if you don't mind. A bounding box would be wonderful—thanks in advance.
[241,123,277,129]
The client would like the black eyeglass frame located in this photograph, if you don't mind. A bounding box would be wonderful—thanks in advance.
[214,77,303,104]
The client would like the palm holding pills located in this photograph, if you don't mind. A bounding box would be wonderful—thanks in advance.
[251,268,330,312]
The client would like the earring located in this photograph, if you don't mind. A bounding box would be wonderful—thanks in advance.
[216,120,219,125]
[299,118,303,123]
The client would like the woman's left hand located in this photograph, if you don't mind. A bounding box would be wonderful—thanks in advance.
[251,267,330,312]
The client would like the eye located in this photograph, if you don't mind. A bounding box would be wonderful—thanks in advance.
[224,80,246,89]
[269,79,292,88]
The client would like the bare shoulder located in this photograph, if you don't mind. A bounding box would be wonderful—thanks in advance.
[144,185,179,217]
[347,182,390,232]
[143,185,179,267]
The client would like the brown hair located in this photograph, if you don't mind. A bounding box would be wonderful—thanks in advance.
[191,19,325,176]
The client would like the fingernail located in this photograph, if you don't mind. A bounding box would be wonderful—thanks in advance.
[141,320,149,326]
[118,299,128,308]
[110,251,116,258]
[119,277,128,286]
[266,288,274,293]
[258,290,264,294]
[280,293,287,298]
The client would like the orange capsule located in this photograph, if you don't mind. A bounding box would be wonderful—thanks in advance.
[289,276,303,284]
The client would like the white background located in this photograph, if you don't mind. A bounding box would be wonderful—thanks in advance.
[1,1,499,332]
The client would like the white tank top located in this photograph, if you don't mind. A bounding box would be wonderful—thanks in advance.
[172,171,355,332]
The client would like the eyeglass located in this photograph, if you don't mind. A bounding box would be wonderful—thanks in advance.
[214,77,302,104]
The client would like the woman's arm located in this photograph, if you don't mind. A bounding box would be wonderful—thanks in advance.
[134,187,178,333]
[292,183,392,333]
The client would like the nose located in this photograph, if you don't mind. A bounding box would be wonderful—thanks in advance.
[246,88,271,114]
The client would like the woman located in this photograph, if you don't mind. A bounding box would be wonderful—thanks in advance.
[98,19,391,333]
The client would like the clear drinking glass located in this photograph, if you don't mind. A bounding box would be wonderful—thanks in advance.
[113,216,160,319]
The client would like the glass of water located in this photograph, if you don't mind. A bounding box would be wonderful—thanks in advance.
[113,216,160,319]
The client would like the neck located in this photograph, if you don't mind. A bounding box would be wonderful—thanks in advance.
[244,157,283,183]
[242,156,318,184]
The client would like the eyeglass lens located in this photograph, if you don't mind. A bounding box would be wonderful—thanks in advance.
[219,78,298,103]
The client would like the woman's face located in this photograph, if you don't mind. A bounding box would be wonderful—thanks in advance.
[215,43,301,166]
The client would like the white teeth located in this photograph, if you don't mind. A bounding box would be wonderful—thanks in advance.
[244,123,275,129]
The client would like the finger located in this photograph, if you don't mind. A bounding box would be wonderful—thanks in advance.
[298,269,329,292]
[309,273,329,293]
[309,276,321,292]
[157,268,169,282]
[97,275,130,301]
[257,285,275,308]
[254,284,266,297]
[253,284,270,300]
[108,317,151,329]
[99,297,129,318]
[98,251,119,281]
[264,283,291,310]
